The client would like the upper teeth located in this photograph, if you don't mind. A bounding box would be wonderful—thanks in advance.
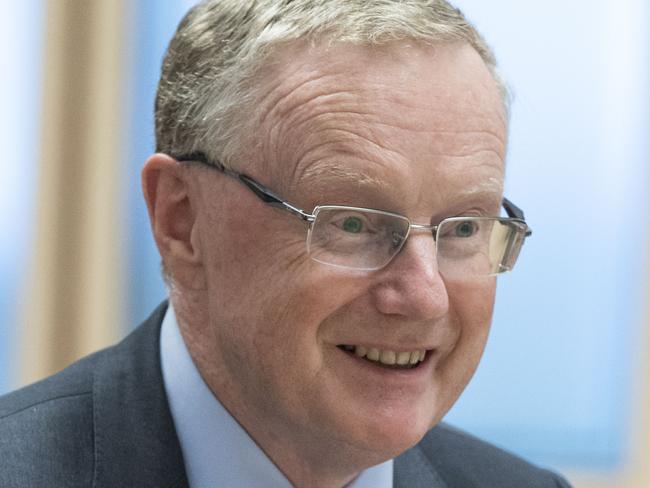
[346,345,426,366]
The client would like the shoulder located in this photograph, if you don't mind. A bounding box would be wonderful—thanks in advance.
[0,350,103,487]
[0,302,169,487]
[403,423,572,488]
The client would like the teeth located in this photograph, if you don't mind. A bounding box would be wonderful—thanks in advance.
[343,345,427,366]
[380,350,396,365]
[367,348,380,361]
[396,352,411,365]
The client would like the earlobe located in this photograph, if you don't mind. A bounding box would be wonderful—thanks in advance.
[142,154,204,287]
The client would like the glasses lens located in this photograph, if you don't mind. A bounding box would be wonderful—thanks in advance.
[308,206,410,270]
[436,217,527,279]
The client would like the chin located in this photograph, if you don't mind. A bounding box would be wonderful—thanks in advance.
[334,398,440,461]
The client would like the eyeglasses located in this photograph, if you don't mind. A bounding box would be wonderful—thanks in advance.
[174,153,532,279]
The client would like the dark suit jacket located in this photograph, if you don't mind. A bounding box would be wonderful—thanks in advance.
[0,302,572,487]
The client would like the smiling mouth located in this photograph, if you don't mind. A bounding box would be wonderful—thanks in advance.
[337,345,428,369]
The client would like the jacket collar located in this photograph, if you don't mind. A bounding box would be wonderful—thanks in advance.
[394,443,449,488]
[92,301,189,488]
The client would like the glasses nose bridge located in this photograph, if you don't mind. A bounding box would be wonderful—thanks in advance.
[407,222,438,241]
[387,220,441,275]
[391,221,439,266]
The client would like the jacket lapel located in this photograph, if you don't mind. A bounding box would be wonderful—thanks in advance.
[92,302,189,488]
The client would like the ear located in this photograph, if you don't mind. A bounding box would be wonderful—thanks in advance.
[142,153,204,288]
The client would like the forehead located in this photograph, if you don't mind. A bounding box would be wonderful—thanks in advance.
[249,41,507,210]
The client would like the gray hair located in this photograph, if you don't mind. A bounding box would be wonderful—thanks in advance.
[155,0,508,166]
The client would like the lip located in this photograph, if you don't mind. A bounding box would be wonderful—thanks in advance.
[335,344,436,384]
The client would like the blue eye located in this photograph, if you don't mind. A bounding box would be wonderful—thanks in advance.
[455,221,477,237]
[342,216,364,233]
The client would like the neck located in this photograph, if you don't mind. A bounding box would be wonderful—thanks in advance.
[235,410,384,488]
[170,291,391,488]
[207,385,383,488]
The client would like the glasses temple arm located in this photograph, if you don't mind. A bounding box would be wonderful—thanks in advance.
[238,174,313,221]
[502,197,525,219]
[174,152,313,222]
[502,197,532,237]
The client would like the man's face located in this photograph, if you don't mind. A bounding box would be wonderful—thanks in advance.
[189,41,507,462]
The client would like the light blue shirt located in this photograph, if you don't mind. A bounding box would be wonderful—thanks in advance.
[160,304,394,488]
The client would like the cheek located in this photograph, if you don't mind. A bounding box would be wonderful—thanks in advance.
[247,266,370,353]
[211,265,372,424]
[205,218,370,369]
[200,194,369,328]
[449,277,496,339]
[200,206,304,305]
[455,277,496,337]
[434,279,496,415]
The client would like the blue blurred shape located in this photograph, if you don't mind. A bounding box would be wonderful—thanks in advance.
[445,0,650,472]
[0,1,43,394]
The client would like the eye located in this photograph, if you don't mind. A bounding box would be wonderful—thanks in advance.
[341,216,364,234]
[454,220,478,237]
[390,230,405,248]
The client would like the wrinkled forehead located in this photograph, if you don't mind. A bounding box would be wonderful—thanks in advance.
[242,40,507,206]
[253,40,505,118]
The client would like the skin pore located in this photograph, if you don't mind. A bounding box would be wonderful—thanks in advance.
[143,41,507,487]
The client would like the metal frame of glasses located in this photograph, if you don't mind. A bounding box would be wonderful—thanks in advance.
[175,153,532,279]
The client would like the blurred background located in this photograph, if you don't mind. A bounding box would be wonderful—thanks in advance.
[1,1,648,486]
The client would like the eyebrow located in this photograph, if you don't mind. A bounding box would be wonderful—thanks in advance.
[298,163,393,194]
[455,178,504,199]
[299,162,504,203]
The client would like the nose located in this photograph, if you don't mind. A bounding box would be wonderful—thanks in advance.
[370,233,449,321]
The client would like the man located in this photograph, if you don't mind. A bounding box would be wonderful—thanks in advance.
[0,1,572,487]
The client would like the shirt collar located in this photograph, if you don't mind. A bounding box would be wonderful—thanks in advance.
[160,303,393,487]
